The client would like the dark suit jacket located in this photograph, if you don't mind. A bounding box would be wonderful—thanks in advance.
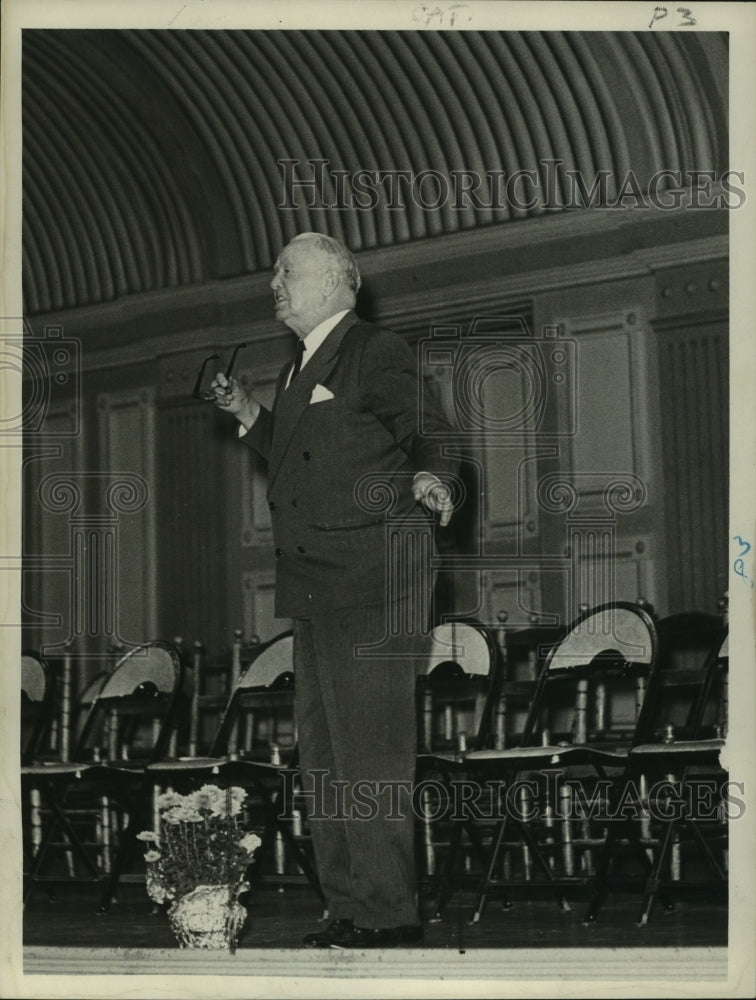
[242,310,458,618]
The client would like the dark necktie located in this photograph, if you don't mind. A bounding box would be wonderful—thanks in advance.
[289,338,305,384]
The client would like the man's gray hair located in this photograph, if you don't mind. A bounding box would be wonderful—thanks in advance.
[291,232,362,294]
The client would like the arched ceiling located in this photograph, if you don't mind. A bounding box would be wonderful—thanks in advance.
[22,29,728,316]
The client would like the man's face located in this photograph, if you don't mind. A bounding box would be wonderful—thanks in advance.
[270,240,328,338]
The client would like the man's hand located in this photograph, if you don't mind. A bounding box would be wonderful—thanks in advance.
[210,372,260,429]
[412,472,453,527]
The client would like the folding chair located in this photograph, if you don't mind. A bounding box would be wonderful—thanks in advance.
[146,630,324,905]
[72,670,109,744]
[146,630,295,776]
[181,638,231,758]
[462,601,660,922]
[22,641,183,908]
[21,653,55,765]
[581,615,728,924]
[414,619,505,915]
[617,626,729,925]
[21,654,56,867]
[213,632,323,903]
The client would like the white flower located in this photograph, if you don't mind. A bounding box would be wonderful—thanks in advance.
[155,789,183,811]
[204,785,246,818]
[227,787,247,817]
[239,832,261,855]
[144,850,161,863]
[190,785,224,813]
[161,800,202,824]
[136,830,160,843]
[176,801,203,822]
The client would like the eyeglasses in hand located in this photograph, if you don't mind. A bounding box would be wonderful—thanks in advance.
[192,342,247,401]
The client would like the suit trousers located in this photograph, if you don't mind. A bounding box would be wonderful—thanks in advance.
[294,600,428,929]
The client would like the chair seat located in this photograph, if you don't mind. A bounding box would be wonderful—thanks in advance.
[417,750,465,768]
[21,761,100,779]
[465,744,629,769]
[22,758,160,780]
[96,759,159,773]
[146,755,229,773]
[220,758,288,777]
[629,738,725,760]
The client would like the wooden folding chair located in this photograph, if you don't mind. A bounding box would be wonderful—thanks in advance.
[618,626,729,925]
[414,619,505,916]
[21,653,55,765]
[146,630,324,906]
[462,601,660,922]
[22,641,184,908]
[21,653,56,868]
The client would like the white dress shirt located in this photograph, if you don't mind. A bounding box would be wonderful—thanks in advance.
[238,310,349,437]
[283,309,350,388]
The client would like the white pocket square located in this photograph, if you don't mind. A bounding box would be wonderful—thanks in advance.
[310,384,335,404]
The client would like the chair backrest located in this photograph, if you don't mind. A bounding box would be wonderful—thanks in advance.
[689,625,729,738]
[652,618,729,742]
[73,670,109,741]
[22,654,48,702]
[210,631,295,758]
[547,604,657,673]
[418,619,504,752]
[74,642,183,763]
[21,653,54,763]
[656,612,724,674]
[237,632,294,691]
[518,602,659,748]
[423,620,499,679]
[504,622,565,682]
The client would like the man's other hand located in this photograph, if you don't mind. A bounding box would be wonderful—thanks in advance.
[412,472,453,527]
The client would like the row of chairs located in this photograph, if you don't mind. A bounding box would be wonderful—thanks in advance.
[21,633,312,911]
[419,602,729,926]
[21,599,729,930]
[22,643,186,905]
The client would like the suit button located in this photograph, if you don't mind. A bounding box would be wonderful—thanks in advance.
[268,501,276,511]
[292,499,298,507]
[275,548,282,558]
[303,451,311,460]
[297,545,306,554]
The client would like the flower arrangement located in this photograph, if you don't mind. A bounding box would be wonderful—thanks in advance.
[138,785,261,948]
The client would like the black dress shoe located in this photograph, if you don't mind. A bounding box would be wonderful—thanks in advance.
[354,924,424,948]
[303,919,361,948]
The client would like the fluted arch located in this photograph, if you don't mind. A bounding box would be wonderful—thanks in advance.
[22,28,728,315]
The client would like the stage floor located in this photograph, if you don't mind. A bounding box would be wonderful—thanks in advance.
[19,880,729,987]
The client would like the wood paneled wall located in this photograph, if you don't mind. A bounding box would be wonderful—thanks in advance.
[653,260,729,613]
[21,209,730,660]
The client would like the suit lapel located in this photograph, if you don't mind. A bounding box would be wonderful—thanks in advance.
[268,311,358,488]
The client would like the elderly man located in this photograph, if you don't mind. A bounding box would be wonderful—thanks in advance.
[213,232,457,948]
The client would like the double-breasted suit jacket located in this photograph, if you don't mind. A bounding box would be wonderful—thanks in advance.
[242,310,458,620]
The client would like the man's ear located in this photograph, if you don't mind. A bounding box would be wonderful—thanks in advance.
[322,267,340,298]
